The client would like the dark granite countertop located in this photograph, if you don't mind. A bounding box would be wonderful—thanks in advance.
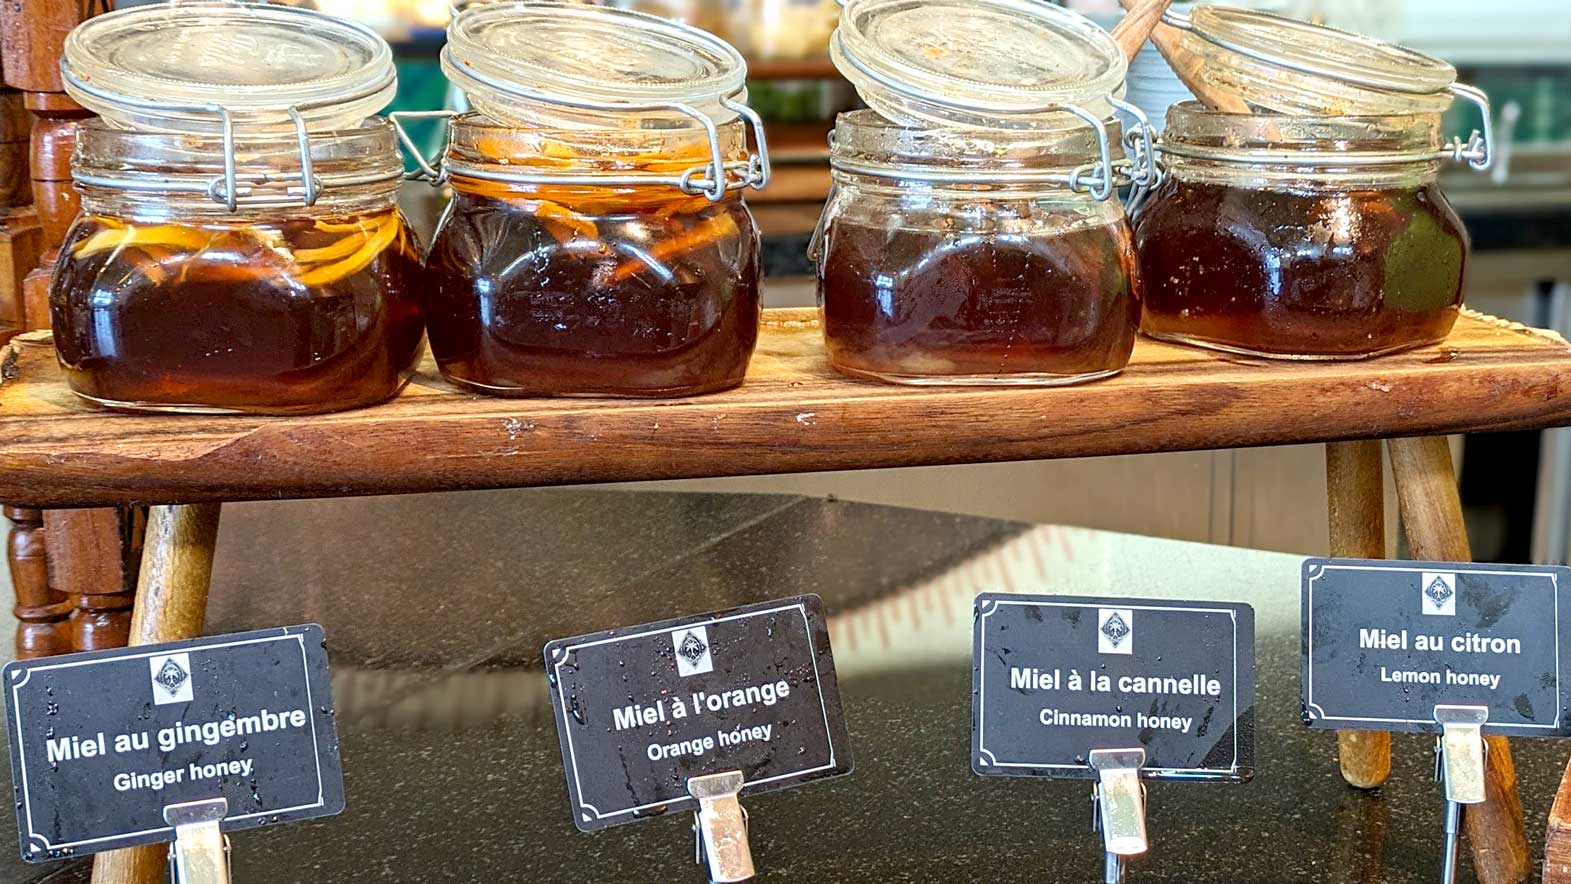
[2,489,1566,883]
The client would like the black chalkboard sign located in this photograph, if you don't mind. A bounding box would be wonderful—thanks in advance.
[3,625,343,861]
[1303,558,1571,736]
[544,594,851,831]
[972,593,1255,781]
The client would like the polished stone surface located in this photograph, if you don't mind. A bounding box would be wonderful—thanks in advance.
[3,489,1567,883]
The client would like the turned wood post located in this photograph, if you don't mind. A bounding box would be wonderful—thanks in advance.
[4,505,70,657]
[1389,435,1531,884]
[1,0,100,331]
[91,503,222,884]
[0,89,36,345]
[0,0,136,659]
[1325,440,1391,789]
[44,508,145,651]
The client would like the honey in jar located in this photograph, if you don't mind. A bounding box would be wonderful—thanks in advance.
[423,2,768,397]
[426,123,761,397]
[818,0,1149,385]
[51,2,422,413]
[1134,7,1492,359]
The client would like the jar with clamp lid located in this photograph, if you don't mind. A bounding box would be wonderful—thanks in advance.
[418,2,769,398]
[1134,6,1492,359]
[49,1,424,414]
[815,0,1154,386]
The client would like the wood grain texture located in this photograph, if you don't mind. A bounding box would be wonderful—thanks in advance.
[1,310,1570,508]
[29,112,83,246]
[0,205,41,342]
[1110,0,1171,62]
[1388,435,1531,884]
[0,0,89,94]
[90,502,221,884]
[0,89,31,207]
[43,506,139,651]
[1326,440,1391,789]
[1546,755,1571,883]
[1116,0,1250,114]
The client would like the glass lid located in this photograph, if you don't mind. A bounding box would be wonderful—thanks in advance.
[443,1,750,130]
[1173,5,1458,115]
[62,1,397,134]
[831,0,1127,130]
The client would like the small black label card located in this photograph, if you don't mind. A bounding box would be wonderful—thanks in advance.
[1303,558,1571,736]
[4,625,343,861]
[972,593,1256,781]
[544,594,851,831]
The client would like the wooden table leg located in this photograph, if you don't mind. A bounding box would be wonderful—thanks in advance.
[1388,436,1531,884]
[90,503,221,884]
[1546,755,1571,882]
[1326,440,1391,789]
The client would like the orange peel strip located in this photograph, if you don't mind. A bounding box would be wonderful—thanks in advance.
[294,213,401,287]
[72,224,215,259]
[295,225,375,264]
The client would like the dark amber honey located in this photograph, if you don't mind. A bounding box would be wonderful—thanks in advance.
[818,219,1140,383]
[49,209,426,414]
[426,188,760,397]
[1134,179,1467,358]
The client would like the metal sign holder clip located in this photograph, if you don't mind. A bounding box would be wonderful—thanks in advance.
[1089,748,1149,884]
[164,797,231,884]
[689,771,754,884]
[1432,705,1488,884]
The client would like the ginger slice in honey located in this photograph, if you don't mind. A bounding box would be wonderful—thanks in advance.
[611,211,740,282]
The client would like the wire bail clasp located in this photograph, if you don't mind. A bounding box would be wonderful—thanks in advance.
[1442,83,1493,171]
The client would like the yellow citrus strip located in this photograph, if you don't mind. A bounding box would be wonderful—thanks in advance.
[295,226,371,264]
[294,213,401,287]
[313,218,375,233]
[611,211,740,282]
[72,224,215,259]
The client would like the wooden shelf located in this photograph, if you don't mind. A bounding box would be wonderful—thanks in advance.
[3,308,1571,508]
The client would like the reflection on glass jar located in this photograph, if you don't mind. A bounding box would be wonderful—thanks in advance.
[815,111,1140,386]
[1135,103,1468,360]
[426,119,762,397]
[50,121,426,414]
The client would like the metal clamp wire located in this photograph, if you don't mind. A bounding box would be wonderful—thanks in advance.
[831,33,1117,200]
[1157,10,1494,174]
[440,45,766,201]
[1108,95,1156,187]
[392,108,763,198]
[1445,83,1493,171]
[720,95,772,189]
[1159,8,1437,96]
[389,109,457,183]
[60,60,396,210]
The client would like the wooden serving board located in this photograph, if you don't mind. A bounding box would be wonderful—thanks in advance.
[3,308,1570,508]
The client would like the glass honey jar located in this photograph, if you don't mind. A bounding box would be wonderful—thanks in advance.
[50,1,423,415]
[1134,6,1494,360]
[420,2,769,398]
[815,0,1155,386]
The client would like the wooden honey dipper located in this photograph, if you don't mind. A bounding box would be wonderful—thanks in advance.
[1113,0,1251,113]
